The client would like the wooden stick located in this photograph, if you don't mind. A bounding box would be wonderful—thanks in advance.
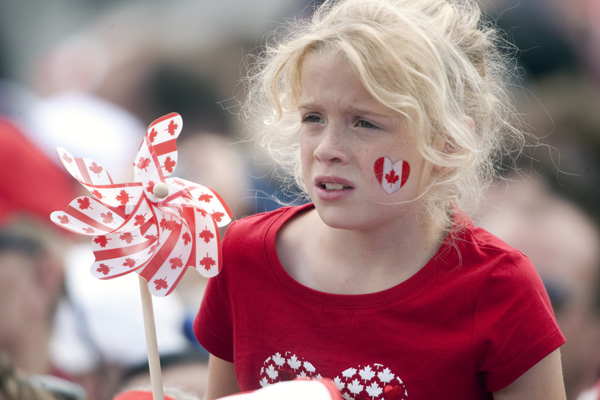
[138,275,165,400]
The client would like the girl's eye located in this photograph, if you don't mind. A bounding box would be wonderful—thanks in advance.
[355,119,379,129]
[302,114,324,124]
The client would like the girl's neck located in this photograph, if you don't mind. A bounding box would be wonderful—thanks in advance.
[278,206,448,295]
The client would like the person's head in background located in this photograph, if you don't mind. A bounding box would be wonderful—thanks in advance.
[0,217,66,378]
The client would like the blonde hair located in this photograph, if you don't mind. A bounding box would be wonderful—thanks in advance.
[243,0,524,231]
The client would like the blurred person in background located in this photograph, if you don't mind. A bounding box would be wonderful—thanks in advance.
[0,108,78,384]
[1,351,87,400]
[0,219,68,382]
[479,172,600,400]
[474,1,600,389]
[8,3,298,398]
[477,70,600,399]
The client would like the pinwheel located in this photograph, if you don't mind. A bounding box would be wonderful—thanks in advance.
[51,112,232,296]
[50,112,232,400]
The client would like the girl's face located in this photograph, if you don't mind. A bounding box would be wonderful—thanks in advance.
[298,51,430,231]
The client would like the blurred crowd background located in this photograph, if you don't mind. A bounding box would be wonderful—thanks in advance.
[0,0,598,400]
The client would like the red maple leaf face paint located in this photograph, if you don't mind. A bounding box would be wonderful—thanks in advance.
[374,157,410,194]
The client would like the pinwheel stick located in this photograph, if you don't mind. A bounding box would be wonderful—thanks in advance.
[138,275,165,400]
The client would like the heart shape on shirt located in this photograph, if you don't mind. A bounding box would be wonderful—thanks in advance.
[260,351,408,400]
[374,157,410,195]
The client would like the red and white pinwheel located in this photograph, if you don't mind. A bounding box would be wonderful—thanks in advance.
[51,113,232,296]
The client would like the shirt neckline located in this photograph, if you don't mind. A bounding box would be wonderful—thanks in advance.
[264,203,456,308]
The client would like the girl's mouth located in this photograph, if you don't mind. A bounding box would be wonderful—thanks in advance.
[321,182,353,191]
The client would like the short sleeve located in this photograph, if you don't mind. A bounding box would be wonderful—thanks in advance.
[472,251,565,391]
[193,222,237,362]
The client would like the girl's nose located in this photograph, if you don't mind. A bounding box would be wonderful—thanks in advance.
[313,125,347,164]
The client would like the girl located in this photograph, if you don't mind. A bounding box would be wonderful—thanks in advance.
[194,0,566,399]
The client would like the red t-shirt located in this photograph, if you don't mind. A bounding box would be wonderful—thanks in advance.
[195,204,565,399]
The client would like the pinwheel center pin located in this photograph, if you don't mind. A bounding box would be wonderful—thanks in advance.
[152,182,169,198]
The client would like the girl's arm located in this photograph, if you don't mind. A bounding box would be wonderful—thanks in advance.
[492,349,566,400]
[204,354,240,400]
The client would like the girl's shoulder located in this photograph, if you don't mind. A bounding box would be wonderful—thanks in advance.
[445,213,535,277]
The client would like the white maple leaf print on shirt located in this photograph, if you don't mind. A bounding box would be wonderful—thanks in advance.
[342,367,357,378]
[377,367,395,384]
[359,365,376,382]
[333,376,345,391]
[347,379,364,394]
[259,353,408,399]
[304,361,316,374]
[288,355,302,370]
[265,365,278,380]
[366,381,383,398]
[272,352,285,366]
[336,362,408,400]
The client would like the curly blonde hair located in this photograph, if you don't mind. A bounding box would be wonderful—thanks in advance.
[243,0,524,231]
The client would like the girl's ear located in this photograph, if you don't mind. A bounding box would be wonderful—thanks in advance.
[464,116,475,132]
[433,116,474,174]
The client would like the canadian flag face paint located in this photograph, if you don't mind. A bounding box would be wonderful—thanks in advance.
[374,157,410,195]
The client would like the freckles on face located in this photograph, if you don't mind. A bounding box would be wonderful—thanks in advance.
[298,51,429,213]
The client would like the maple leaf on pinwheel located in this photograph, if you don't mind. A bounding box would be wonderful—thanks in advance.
[145,181,155,194]
[61,153,73,164]
[134,214,146,226]
[198,193,213,203]
[163,157,176,174]
[101,212,114,224]
[119,232,135,244]
[94,236,109,248]
[199,228,214,243]
[167,120,178,135]
[199,254,216,271]
[154,278,168,291]
[89,162,104,176]
[159,218,180,231]
[50,113,232,297]
[169,257,183,270]
[385,168,400,186]
[137,157,151,171]
[212,212,225,223]
[77,197,93,210]
[116,190,132,205]
[149,128,158,142]
[91,189,103,199]
[96,264,111,276]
